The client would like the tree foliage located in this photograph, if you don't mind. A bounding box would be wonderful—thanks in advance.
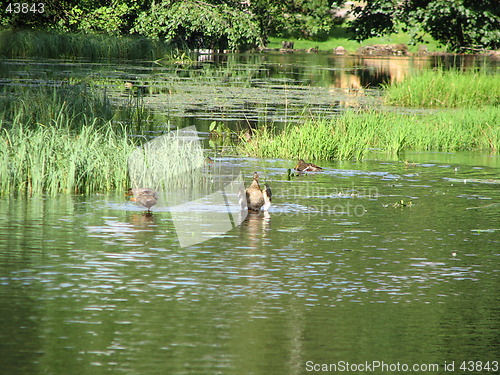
[4,0,498,52]
[131,0,260,50]
[349,0,500,51]
[0,0,343,50]
[262,0,342,41]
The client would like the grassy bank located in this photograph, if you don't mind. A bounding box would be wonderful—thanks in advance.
[0,26,445,58]
[267,25,445,53]
[239,108,499,160]
[384,70,500,108]
[0,29,172,60]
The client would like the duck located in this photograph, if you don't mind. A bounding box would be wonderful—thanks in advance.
[295,159,323,172]
[262,183,272,211]
[245,172,272,212]
[127,188,158,212]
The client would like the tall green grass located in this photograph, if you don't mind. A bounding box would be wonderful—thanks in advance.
[238,108,499,160]
[384,70,500,108]
[0,29,172,60]
[0,120,135,196]
[128,128,208,194]
[0,83,142,196]
[0,83,218,196]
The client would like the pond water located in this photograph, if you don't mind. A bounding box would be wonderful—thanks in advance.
[0,53,499,374]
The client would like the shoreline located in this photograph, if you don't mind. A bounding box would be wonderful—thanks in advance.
[258,44,500,58]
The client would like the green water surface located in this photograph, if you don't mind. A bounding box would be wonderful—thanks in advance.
[0,52,498,374]
[1,154,498,374]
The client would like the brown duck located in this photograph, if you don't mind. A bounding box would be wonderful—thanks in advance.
[246,172,272,212]
[127,188,158,212]
[295,159,323,172]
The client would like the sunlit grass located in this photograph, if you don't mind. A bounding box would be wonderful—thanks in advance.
[384,70,500,108]
[0,120,135,196]
[239,69,499,160]
[0,29,172,60]
[0,83,141,196]
[238,108,499,160]
[267,25,445,53]
[0,83,218,196]
[128,128,208,193]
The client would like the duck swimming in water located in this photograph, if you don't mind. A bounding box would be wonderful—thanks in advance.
[262,183,272,211]
[245,172,272,212]
[127,188,158,212]
[295,159,323,172]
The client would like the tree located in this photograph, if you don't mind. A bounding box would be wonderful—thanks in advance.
[0,0,150,33]
[349,0,500,51]
[256,0,345,41]
[131,0,261,50]
[0,0,345,51]
[132,0,344,50]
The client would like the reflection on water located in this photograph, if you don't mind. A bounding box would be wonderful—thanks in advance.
[1,153,498,374]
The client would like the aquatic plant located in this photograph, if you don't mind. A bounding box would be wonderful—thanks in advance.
[128,126,233,207]
[0,120,135,196]
[384,70,500,108]
[0,83,151,196]
[128,127,205,192]
[0,83,114,130]
[238,107,499,160]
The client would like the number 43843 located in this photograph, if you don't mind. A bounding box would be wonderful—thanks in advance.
[5,3,45,14]
[460,361,499,372]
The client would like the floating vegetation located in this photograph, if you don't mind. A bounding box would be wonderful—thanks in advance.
[383,200,414,208]
[383,70,500,108]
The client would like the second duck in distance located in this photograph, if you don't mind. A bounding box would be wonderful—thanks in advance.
[295,159,323,172]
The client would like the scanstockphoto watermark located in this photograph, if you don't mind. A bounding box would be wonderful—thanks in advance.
[305,360,499,373]
[305,360,440,373]
[285,183,379,200]
[280,183,379,218]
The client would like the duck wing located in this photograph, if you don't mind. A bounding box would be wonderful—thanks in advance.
[263,184,272,201]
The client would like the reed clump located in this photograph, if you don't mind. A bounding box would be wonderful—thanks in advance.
[238,108,499,160]
[0,29,172,60]
[384,70,500,108]
[0,83,142,196]
[0,84,113,130]
[0,120,136,196]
